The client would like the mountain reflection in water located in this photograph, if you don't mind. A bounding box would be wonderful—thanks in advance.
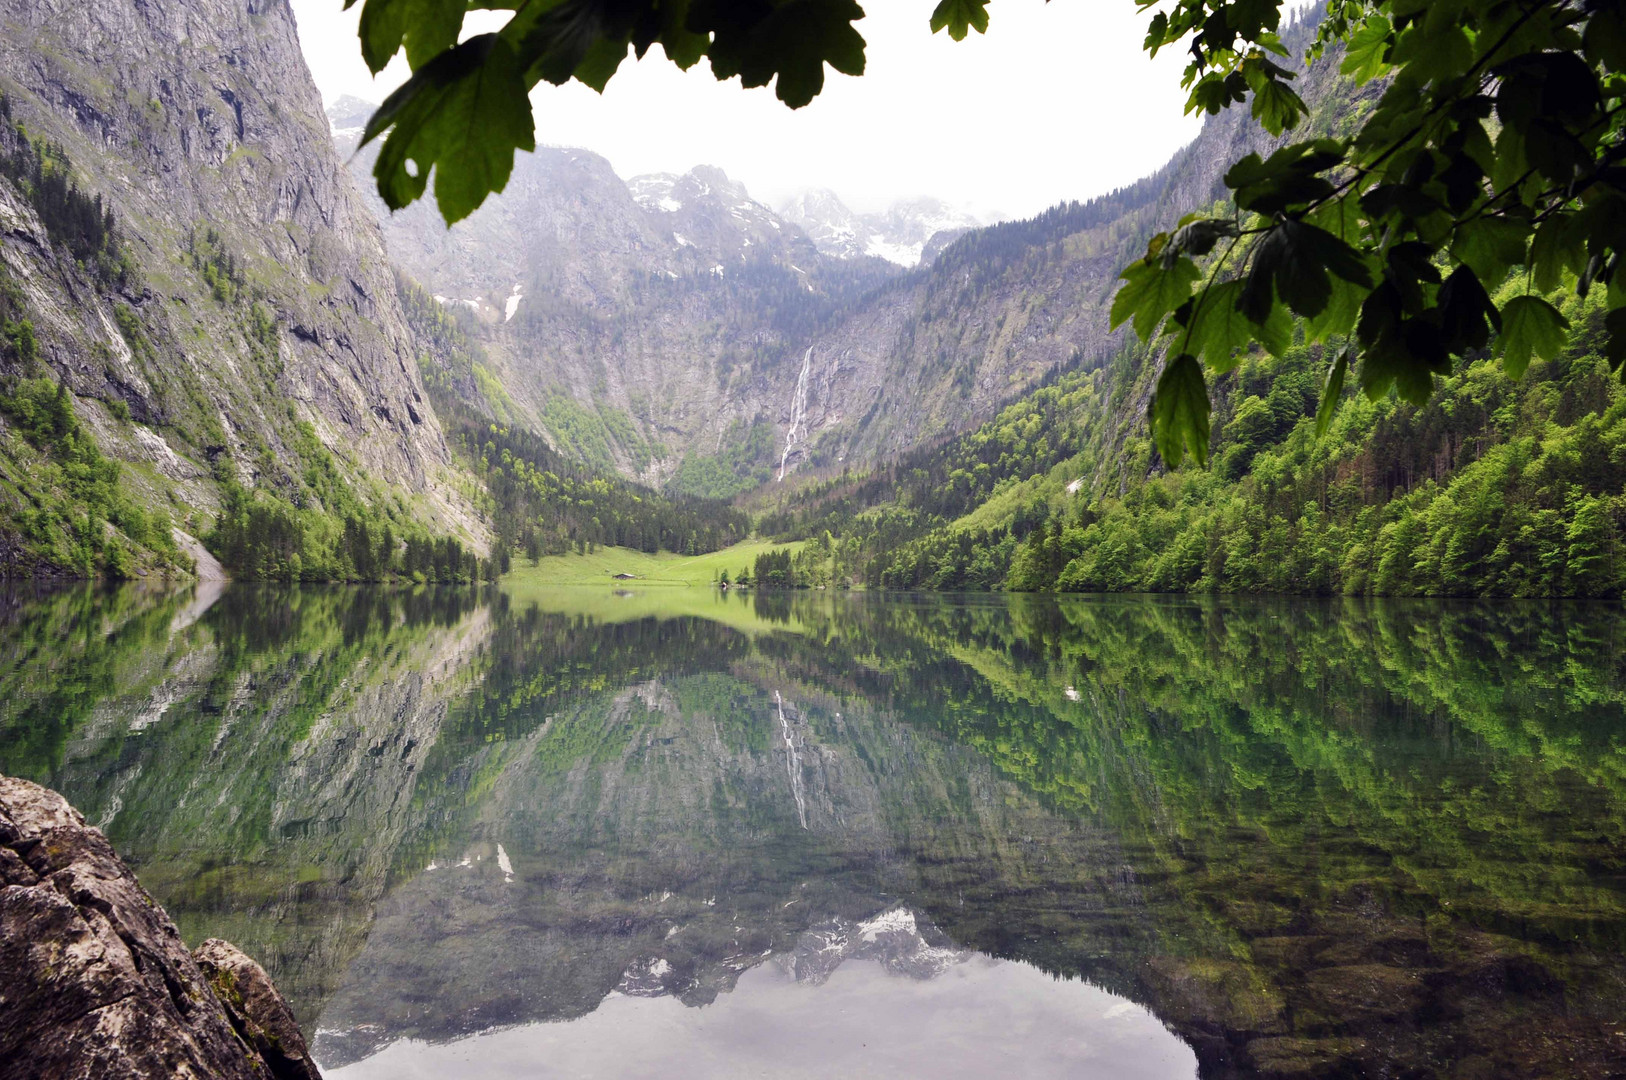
[1,584,1623,1079]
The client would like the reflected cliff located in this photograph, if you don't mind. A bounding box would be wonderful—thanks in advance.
[2,585,1624,1078]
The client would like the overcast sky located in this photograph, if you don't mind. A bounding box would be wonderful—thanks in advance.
[288,1,1203,221]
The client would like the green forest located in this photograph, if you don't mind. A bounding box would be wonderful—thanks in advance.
[760,288,1626,598]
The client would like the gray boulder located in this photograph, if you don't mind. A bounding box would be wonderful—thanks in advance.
[0,775,321,1080]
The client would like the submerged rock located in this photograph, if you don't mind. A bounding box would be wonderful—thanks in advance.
[0,775,321,1080]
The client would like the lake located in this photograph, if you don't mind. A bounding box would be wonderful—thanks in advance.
[2,583,1624,1078]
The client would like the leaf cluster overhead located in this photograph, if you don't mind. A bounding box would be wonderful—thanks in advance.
[1120,0,1626,466]
[347,0,876,223]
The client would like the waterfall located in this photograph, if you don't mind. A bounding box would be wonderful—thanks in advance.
[775,691,809,829]
[778,347,814,481]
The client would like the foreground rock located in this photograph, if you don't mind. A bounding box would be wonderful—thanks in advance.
[0,775,321,1079]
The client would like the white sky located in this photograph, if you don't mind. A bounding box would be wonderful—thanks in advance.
[288,1,1203,220]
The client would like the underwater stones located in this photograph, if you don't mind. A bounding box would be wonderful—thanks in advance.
[0,774,322,1080]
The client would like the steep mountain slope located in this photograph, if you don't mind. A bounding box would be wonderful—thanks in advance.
[0,0,480,577]
[771,16,1354,475]
[343,122,901,490]
[756,19,1626,600]
[341,14,1341,495]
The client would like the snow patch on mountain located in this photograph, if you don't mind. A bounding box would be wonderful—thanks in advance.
[780,189,981,267]
[628,174,684,213]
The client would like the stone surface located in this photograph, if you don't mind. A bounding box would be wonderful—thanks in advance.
[0,774,322,1080]
[195,939,322,1080]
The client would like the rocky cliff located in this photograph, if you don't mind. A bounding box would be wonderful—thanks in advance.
[0,774,321,1079]
[341,117,901,489]
[0,0,482,576]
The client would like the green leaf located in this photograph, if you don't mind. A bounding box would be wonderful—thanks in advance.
[1498,295,1569,378]
[1112,256,1201,339]
[930,0,989,41]
[1225,140,1346,215]
[1253,296,1295,358]
[1304,273,1366,343]
[1251,78,1308,136]
[700,0,867,109]
[1188,72,1249,115]
[1243,220,1371,324]
[1584,5,1626,71]
[353,0,467,74]
[1393,23,1473,87]
[574,37,630,92]
[1143,12,1169,55]
[1530,214,1586,293]
[1315,348,1350,438]
[1605,307,1626,373]
[1339,14,1393,83]
[365,35,537,224]
[1166,218,1240,261]
[1171,280,1251,372]
[1359,329,1440,405]
[1490,124,1529,196]
[1150,354,1211,468]
[1355,282,1414,402]
[1450,216,1531,287]
[1437,265,1500,353]
[1228,0,1282,40]
[1224,141,1347,191]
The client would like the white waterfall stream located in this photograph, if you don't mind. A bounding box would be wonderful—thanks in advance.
[775,691,809,829]
[777,347,814,481]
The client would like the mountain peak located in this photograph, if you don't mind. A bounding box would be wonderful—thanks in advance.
[325,95,377,134]
[779,191,980,266]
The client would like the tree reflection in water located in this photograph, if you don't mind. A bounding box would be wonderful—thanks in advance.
[2,585,1622,1078]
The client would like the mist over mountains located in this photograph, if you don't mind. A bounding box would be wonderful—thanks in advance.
[326,70,1305,494]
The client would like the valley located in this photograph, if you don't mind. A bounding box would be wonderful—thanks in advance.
[503,539,805,589]
[4,0,1611,601]
[3,3,1626,1077]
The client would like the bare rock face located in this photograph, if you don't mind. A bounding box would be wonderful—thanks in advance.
[0,0,482,556]
[0,775,322,1080]
[194,940,322,1080]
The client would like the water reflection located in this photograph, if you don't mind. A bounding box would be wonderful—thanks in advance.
[330,957,1193,1080]
[2,584,1624,1078]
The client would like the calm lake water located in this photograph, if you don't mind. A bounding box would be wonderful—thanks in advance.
[2,583,1625,1078]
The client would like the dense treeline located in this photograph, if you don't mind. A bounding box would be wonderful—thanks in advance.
[668,417,776,500]
[1018,327,1626,598]
[0,95,130,287]
[206,480,492,584]
[849,289,1626,598]
[458,412,751,559]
